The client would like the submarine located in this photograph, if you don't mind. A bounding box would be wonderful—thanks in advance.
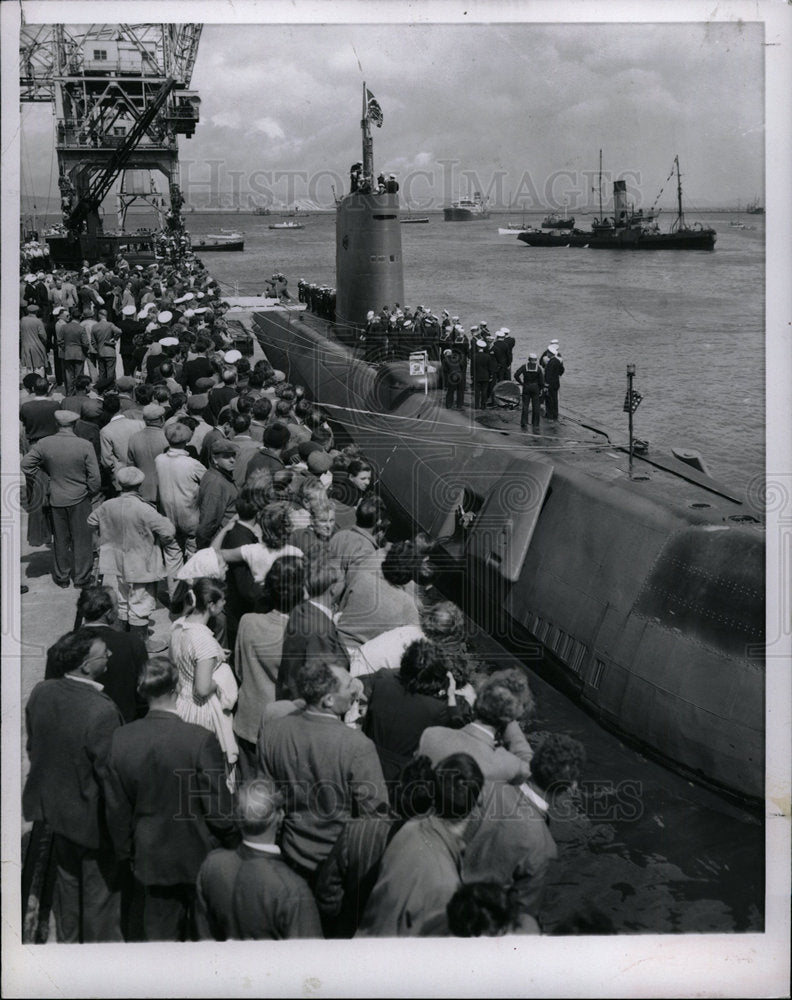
[249,93,765,803]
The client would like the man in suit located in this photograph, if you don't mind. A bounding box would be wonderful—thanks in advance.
[243,421,290,483]
[23,628,125,942]
[195,779,322,940]
[99,393,145,480]
[46,585,148,721]
[90,307,122,383]
[104,657,237,941]
[277,553,349,701]
[20,408,101,588]
[57,308,91,397]
[258,659,389,884]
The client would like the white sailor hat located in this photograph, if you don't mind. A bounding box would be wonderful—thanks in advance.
[158,336,179,347]
[121,304,137,316]
[547,345,559,356]
[470,326,479,333]
[528,351,538,360]
[494,329,505,338]
[157,310,173,324]
[502,328,510,335]
[183,308,195,318]
[476,339,487,348]
[223,349,242,364]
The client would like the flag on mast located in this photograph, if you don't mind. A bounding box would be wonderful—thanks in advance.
[366,88,383,128]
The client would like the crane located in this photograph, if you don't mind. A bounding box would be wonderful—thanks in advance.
[19,22,203,264]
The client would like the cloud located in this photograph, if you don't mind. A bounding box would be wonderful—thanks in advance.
[211,110,242,129]
[252,118,286,141]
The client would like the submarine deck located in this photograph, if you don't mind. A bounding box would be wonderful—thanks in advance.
[224,298,763,527]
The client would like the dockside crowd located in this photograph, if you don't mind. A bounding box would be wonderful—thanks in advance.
[18,257,605,945]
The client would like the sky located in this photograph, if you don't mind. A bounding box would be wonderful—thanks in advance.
[17,16,768,214]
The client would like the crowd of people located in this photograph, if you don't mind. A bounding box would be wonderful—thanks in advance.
[19,255,600,945]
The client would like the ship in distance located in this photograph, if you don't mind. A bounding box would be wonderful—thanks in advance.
[252,92,763,804]
[443,190,490,221]
[518,157,716,250]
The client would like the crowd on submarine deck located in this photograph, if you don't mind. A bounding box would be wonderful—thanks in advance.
[19,254,611,945]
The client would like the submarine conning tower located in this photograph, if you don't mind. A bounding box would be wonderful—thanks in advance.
[335,83,404,334]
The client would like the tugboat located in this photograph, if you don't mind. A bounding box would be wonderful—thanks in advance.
[443,190,490,221]
[518,157,716,250]
[250,100,763,804]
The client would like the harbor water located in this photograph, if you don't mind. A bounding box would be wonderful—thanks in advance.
[188,210,765,487]
[188,209,766,934]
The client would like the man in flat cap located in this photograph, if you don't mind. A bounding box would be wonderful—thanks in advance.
[88,467,181,639]
[196,439,239,550]
[127,404,169,504]
[155,421,206,564]
[21,409,101,588]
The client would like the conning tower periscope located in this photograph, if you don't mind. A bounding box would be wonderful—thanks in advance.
[335,83,404,334]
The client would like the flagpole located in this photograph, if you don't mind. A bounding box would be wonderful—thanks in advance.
[626,363,635,473]
[361,81,373,185]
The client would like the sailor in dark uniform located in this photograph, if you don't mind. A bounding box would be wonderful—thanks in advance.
[514,352,545,431]
[543,345,565,420]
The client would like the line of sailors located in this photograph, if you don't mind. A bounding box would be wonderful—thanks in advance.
[298,281,336,321]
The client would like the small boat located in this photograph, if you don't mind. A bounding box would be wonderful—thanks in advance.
[443,190,490,221]
[192,235,244,251]
[208,230,244,240]
[745,197,764,215]
[400,212,430,224]
[541,210,575,229]
[268,221,305,230]
[252,205,271,215]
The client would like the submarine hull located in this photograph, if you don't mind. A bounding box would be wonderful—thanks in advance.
[252,307,765,803]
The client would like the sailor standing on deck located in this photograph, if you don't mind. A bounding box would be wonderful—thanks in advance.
[514,352,545,432]
[543,344,565,421]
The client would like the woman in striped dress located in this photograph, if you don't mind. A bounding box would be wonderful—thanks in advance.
[169,577,228,732]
